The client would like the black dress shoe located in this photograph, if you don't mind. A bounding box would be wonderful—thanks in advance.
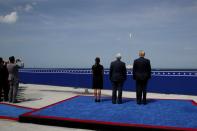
[112,101,116,104]
[143,101,147,105]
[97,99,101,102]
[95,99,98,102]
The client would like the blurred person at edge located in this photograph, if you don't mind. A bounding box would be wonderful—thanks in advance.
[7,56,24,103]
[0,57,9,102]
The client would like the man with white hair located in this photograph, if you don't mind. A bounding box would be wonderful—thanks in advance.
[109,53,127,104]
[133,50,151,105]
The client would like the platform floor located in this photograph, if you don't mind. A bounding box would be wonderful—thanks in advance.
[1,84,197,131]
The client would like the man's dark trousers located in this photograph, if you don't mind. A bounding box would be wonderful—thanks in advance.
[136,80,148,104]
[112,81,123,104]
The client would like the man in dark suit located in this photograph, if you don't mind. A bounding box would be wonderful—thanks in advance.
[133,50,151,105]
[110,53,127,104]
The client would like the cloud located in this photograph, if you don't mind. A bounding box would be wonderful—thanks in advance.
[15,3,34,12]
[0,11,18,24]
[24,4,33,12]
[0,3,35,24]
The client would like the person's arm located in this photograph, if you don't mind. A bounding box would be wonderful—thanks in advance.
[5,66,9,79]
[109,63,112,81]
[123,63,127,81]
[91,65,94,73]
[102,66,104,76]
[148,60,151,79]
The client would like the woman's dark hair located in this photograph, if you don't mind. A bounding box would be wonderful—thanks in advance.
[9,56,15,63]
[95,57,100,64]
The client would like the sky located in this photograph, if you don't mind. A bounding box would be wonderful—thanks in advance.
[0,0,197,68]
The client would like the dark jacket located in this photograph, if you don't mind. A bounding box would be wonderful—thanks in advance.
[109,60,127,82]
[133,57,151,81]
[92,64,104,89]
[0,64,8,84]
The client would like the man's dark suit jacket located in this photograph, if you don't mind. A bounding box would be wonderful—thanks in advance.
[133,57,151,81]
[0,65,8,85]
[109,60,127,82]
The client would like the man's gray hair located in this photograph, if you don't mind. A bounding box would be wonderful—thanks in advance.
[116,53,121,59]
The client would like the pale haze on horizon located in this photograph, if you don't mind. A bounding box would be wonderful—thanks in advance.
[0,0,197,69]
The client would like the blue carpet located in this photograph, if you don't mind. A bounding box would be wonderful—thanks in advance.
[0,103,34,120]
[22,96,197,130]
